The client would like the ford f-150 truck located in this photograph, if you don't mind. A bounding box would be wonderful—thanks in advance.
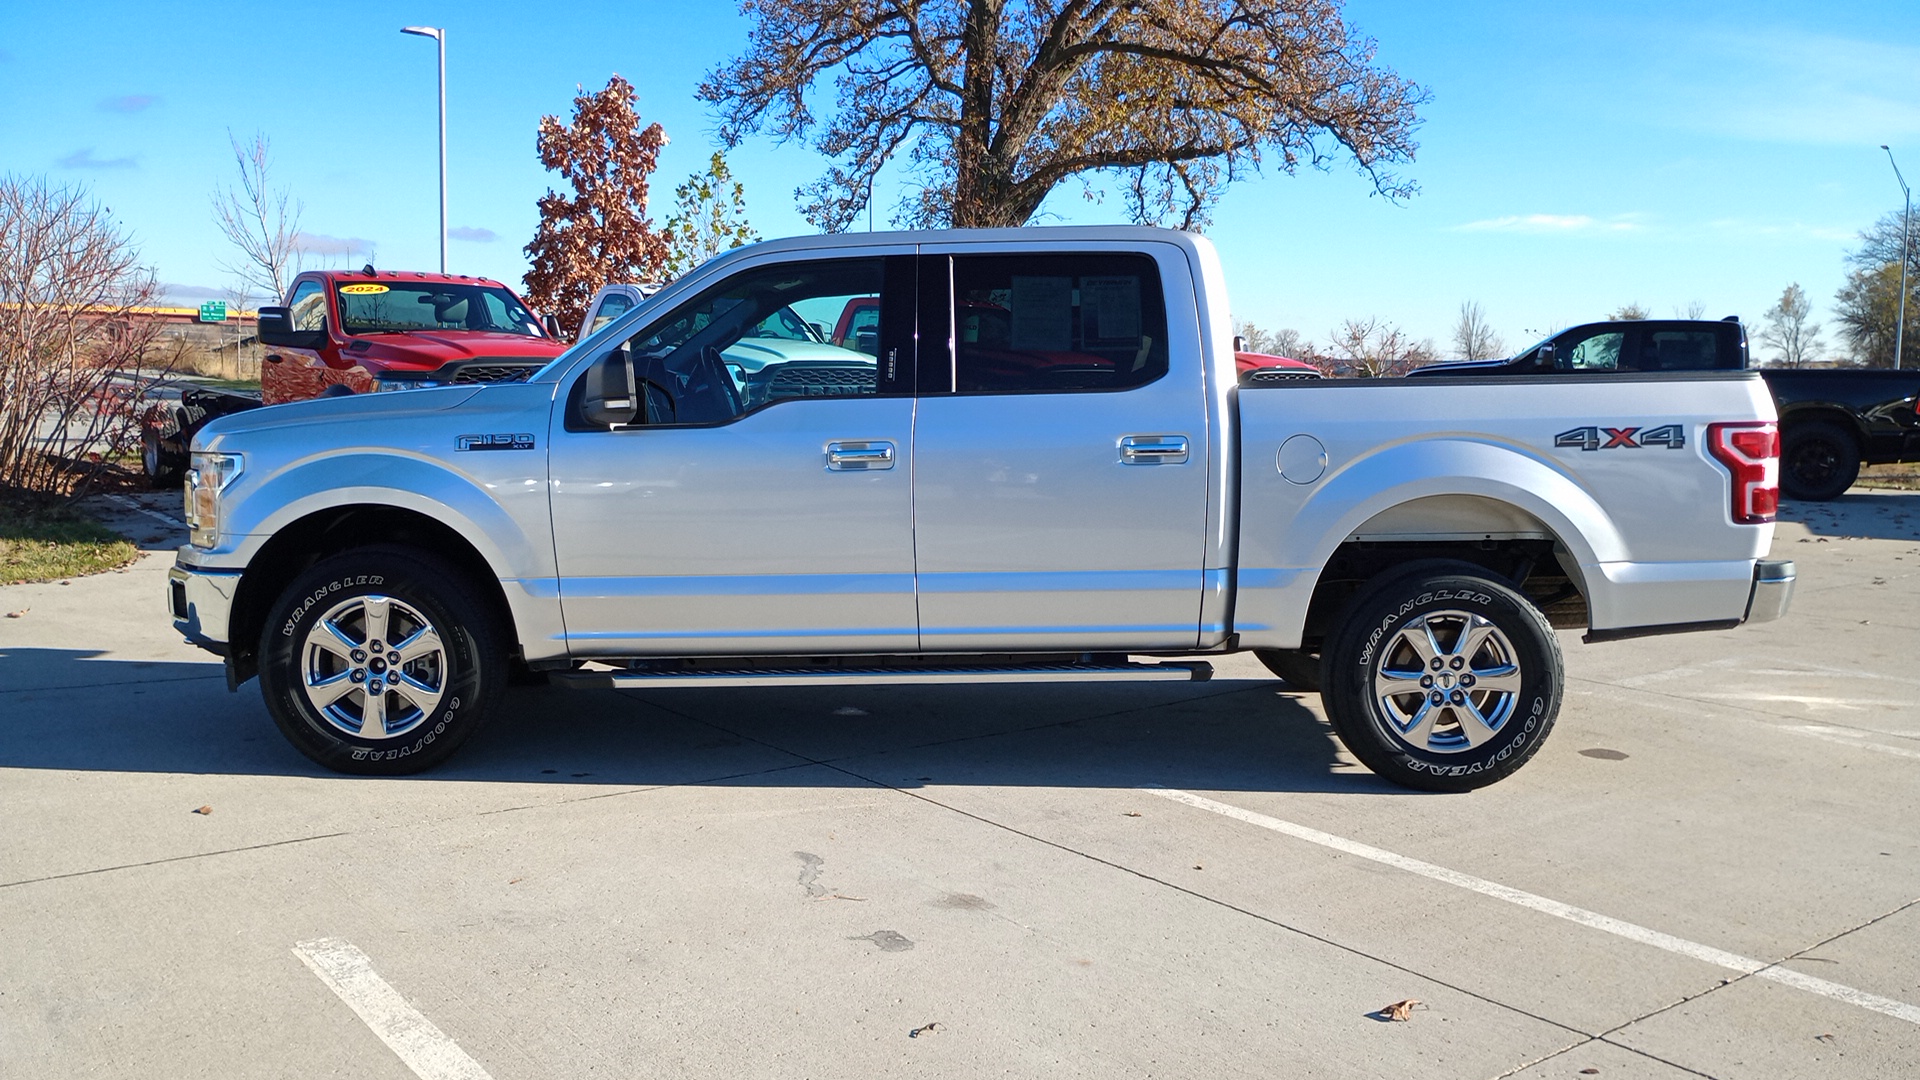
[1405,318,1920,501]
[167,227,1794,791]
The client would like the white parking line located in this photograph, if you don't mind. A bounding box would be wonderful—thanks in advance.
[1783,725,1920,761]
[1143,787,1920,1027]
[101,494,184,530]
[293,938,495,1080]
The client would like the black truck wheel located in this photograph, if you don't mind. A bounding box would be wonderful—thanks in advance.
[1779,420,1860,502]
[141,423,184,488]
[258,546,504,774]
[1255,648,1322,691]
[1322,564,1561,792]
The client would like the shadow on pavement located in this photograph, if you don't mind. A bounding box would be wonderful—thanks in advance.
[1780,490,1920,543]
[0,647,1387,795]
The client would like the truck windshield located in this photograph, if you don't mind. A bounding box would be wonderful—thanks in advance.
[335,282,545,337]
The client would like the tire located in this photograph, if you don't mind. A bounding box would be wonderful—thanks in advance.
[1779,420,1860,502]
[1254,648,1322,691]
[141,425,183,488]
[258,546,505,774]
[1321,564,1562,792]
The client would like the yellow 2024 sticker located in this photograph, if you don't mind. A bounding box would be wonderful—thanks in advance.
[339,283,389,295]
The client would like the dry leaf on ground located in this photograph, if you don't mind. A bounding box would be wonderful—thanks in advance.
[1376,998,1425,1022]
[192,805,212,815]
[5,609,27,618]
[909,1022,941,1038]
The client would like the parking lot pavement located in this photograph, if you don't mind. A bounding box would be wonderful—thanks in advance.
[2,491,1916,1078]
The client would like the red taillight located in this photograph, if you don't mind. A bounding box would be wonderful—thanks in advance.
[1708,421,1779,524]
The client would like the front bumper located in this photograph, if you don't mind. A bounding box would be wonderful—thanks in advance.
[168,562,241,653]
[1744,559,1795,624]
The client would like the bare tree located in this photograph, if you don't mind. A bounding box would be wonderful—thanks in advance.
[523,76,671,337]
[1674,300,1707,320]
[1755,283,1821,369]
[1451,301,1505,361]
[700,0,1428,231]
[211,131,302,304]
[663,151,760,279]
[0,176,165,495]
[1609,302,1650,321]
[1325,316,1433,377]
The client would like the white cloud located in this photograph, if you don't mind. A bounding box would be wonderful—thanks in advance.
[58,148,137,170]
[1453,214,1646,235]
[448,226,498,243]
[293,232,375,256]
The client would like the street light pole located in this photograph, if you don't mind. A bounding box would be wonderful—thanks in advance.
[1884,145,1911,371]
[402,26,447,273]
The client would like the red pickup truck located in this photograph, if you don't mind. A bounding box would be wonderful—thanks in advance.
[143,270,567,484]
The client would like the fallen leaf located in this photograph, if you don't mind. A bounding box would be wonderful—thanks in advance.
[1580,1069,1599,1075]
[192,805,212,815]
[909,1021,941,1038]
[1815,1033,1835,1043]
[1123,811,1142,817]
[509,877,523,885]
[1376,998,1425,1022]
[5,609,27,618]
[1192,863,1203,870]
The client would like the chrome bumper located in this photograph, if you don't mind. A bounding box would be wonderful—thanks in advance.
[1744,559,1795,624]
[168,563,241,651]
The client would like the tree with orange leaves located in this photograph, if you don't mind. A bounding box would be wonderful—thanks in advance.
[523,75,670,337]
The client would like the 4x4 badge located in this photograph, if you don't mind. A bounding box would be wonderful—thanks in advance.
[457,433,536,452]
[1554,424,1684,452]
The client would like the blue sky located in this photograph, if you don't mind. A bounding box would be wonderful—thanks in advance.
[2,0,1916,357]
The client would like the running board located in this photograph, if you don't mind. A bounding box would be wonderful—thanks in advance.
[550,659,1212,690]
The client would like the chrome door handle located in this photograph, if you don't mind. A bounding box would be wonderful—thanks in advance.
[1120,435,1189,465]
[826,440,895,471]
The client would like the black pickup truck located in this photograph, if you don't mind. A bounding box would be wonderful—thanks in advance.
[1407,318,1920,500]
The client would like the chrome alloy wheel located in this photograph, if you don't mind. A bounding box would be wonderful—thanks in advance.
[300,594,446,740]
[1370,610,1523,754]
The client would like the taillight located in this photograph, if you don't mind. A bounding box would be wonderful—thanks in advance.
[1707,421,1779,524]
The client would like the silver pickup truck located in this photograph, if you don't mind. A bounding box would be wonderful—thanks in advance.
[168,227,1793,791]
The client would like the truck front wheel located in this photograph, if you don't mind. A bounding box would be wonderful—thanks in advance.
[258,546,504,774]
[1322,565,1561,792]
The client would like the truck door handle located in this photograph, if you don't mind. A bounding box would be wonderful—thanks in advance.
[826,440,895,471]
[1120,435,1189,465]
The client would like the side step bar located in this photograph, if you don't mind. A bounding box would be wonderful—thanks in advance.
[551,659,1212,691]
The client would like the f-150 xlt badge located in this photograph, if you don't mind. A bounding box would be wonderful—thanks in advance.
[457,433,536,452]
[1554,424,1684,451]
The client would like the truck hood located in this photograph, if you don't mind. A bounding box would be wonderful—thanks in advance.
[721,338,872,372]
[195,385,484,449]
[347,331,569,371]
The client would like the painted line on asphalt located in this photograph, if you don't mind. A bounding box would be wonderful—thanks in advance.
[1143,787,1920,1028]
[101,494,184,530]
[1782,725,1920,761]
[293,938,494,1080]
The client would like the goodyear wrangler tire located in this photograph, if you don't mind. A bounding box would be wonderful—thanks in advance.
[259,546,504,774]
[1322,564,1561,792]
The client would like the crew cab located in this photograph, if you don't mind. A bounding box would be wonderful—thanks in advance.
[1407,318,1920,500]
[167,227,1793,792]
[142,270,568,484]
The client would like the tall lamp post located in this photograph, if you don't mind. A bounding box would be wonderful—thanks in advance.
[402,25,447,273]
[1884,145,1910,371]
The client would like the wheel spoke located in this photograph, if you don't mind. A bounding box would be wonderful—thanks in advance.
[390,626,443,666]
[1453,699,1501,748]
[1398,699,1440,748]
[1456,621,1498,663]
[1471,663,1523,693]
[361,597,392,650]
[390,670,443,715]
[314,618,360,660]
[1399,624,1441,667]
[307,670,358,707]
[359,687,388,738]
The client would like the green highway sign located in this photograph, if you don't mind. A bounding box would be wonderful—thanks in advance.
[198,301,228,323]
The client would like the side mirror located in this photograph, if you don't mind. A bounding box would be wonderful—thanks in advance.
[1535,342,1558,370]
[581,348,638,427]
[258,306,327,350]
[1233,334,1247,352]
[542,313,563,340]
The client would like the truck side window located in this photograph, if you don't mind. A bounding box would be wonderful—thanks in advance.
[1562,331,1624,371]
[289,281,326,332]
[1639,331,1720,371]
[607,257,903,426]
[948,254,1169,393]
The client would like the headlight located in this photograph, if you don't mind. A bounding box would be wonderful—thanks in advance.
[183,452,244,549]
[372,377,438,392]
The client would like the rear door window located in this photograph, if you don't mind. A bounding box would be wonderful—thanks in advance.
[944,254,1169,393]
[1634,329,1723,371]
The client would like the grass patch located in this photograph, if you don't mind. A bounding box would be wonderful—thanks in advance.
[1857,463,1920,491]
[0,496,140,584]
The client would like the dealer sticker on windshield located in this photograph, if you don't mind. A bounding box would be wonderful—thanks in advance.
[339,283,390,295]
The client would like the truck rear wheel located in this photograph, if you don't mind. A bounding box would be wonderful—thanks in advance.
[1322,564,1561,792]
[258,546,504,774]
[1780,420,1860,502]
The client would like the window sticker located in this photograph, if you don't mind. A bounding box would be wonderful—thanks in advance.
[1010,275,1072,351]
[339,283,389,295]
[1080,276,1140,342]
